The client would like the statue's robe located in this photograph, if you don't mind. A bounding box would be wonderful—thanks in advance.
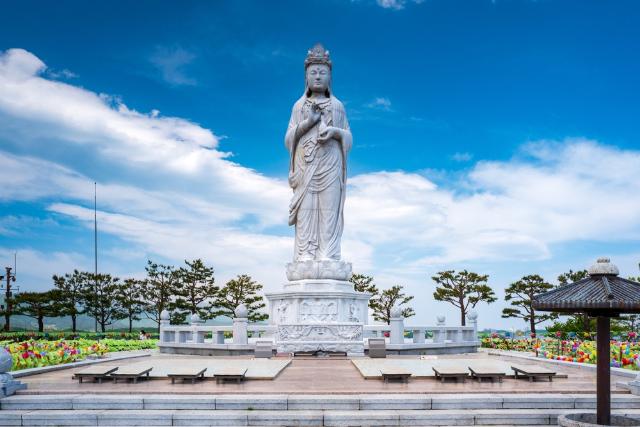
[285,95,352,261]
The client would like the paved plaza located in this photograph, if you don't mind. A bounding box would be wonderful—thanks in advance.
[12,351,630,395]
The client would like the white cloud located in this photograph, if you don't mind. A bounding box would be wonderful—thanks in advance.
[375,0,424,10]
[366,97,393,111]
[377,0,405,10]
[46,68,77,80]
[0,48,289,228]
[346,139,640,267]
[2,48,640,328]
[149,45,197,86]
[452,152,473,162]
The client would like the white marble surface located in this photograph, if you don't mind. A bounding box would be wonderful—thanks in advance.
[351,358,516,379]
[79,358,291,380]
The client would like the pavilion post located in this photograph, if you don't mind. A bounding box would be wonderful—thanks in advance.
[596,315,610,426]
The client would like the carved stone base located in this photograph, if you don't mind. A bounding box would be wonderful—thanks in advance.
[0,373,26,396]
[277,323,364,356]
[265,284,370,325]
[265,276,370,356]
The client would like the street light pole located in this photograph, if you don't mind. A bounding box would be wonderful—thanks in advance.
[0,267,17,331]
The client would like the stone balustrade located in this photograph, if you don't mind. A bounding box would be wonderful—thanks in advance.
[158,309,479,356]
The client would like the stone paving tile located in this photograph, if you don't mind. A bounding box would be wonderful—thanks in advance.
[97,410,174,426]
[215,394,287,410]
[22,409,99,426]
[72,395,144,410]
[247,410,323,426]
[359,393,431,410]
[323,410,400,426]
[142,394,216,409]
[287,395,359,410]
[172,410,249,426]
[474,409,550,425]
[1,393,77,410]
[574,394,640,409]
[502,394,574,409]
[0,411,23,426]
[432,393,503,409]
[399,409,475,425]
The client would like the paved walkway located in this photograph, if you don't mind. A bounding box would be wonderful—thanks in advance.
[14,352,630,395]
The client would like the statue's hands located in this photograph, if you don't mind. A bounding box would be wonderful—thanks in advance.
[317,126,341,144]
[308,103,322,124]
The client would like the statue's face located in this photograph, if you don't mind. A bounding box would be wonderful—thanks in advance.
[306,64,330,93]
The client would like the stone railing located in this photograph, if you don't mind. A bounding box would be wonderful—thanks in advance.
[363,311,479,352]
[159,308,276,346]
[159,306,480,355]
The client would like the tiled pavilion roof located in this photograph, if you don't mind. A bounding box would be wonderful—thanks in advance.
[533,258,640,315]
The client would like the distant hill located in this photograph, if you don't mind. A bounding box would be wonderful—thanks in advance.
[0,313,237,332]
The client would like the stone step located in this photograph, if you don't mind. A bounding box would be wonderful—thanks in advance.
[3,393,640,411]
[0,409,640,426]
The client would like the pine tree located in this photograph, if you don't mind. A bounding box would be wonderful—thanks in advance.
[211,274,268,322]
[13,290,63,332]
[52,269,85,332]
[139,260,180,331]
[432,270,496,326]
[501,274,558,336]
[116,278,145,333]
[369,285,415,324]
[81,273,126,332]
[349,273,379,309]
[174,259,218,320]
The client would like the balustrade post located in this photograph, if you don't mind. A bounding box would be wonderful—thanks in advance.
[190,313,205,343]
[413,329,425,344]
[159,310,172,343]
[233,304,249,345]
[389,306,405,345]
[467,310,478,342]
[434,316,445,343]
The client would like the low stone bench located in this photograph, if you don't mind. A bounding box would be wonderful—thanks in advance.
[214,367,247,384]
[73,366,118,384]
[167,367,207,384]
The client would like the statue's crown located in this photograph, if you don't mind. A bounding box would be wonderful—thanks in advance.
[305,43,332,69]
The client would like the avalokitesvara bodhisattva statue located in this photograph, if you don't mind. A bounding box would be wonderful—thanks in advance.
[285,43,352,263]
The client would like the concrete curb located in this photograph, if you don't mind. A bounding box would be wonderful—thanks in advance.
[11,351,152,378]
[488,350,638,379]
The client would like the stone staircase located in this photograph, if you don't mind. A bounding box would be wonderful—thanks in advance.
[1,393,640,426]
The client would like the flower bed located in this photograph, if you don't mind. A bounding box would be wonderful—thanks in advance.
[0,331,159,342]
[3,339,158,371]
[481,334,640,370]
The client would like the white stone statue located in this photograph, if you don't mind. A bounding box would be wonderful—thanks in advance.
[285,44,352,263]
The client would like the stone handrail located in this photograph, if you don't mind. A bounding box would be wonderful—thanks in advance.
[159,319,277,346]
[158,309,479,351]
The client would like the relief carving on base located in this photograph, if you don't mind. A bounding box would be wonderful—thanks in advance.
[300,299,338,322]
[278,324,362,342]
[278,342,364,354]
[276,301,291,323]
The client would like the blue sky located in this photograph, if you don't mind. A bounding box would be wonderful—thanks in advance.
[1,0,639,329]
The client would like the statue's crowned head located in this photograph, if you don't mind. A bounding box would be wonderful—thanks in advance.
[304,43,332,97]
